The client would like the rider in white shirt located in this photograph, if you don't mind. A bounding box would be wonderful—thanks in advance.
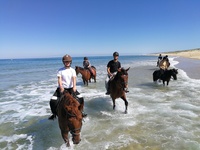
[48,54,87,120]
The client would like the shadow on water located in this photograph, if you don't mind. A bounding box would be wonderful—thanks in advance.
[86,97,113,117]
[137,81,166,88]
[20,117,63,149]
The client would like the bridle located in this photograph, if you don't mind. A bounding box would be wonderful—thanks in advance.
[66,108,82,137]
[115,72,128,89]
[70,127,82,136]
[58,91,83,137]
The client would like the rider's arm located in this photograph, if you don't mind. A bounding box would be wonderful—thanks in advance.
[72,76,77,92]
[107,67,112,76]
[88,61,91,67]
[58,76,64,93]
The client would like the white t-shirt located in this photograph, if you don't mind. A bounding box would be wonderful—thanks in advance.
[57,67,76,89]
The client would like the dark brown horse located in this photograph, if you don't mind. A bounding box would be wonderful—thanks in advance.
[109,67,130,114]
[75,66,96,85]
[153,68,178,86]
[56,91,83,147]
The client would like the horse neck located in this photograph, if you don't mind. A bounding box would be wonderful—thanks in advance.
[113,73,123,83]
[77,67,85,74]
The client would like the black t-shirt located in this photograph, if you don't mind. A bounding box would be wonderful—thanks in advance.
[107,60,121,73]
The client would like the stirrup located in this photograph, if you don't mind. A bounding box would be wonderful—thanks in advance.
[105,91,110,95]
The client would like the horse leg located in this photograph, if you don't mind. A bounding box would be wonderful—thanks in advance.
[112,98,116,110]
[162,80,165,86]
[94,75,96,82]
[86,80,88,86]
[167,80,169,86]
[61,130,70,147]
[121,95,128,114]
[82,77,85,85]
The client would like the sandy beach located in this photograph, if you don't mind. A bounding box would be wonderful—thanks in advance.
[157,49,200,60]
[154,49,200,79]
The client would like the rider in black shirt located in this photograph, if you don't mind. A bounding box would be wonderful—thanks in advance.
[105,52,121,95]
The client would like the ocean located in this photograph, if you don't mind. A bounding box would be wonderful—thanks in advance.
[0,55,200,150]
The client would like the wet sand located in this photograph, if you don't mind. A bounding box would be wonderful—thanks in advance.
[153,49,200,80]
[175,57,200,79]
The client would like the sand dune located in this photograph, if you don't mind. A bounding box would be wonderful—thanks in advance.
[154,49,200,60]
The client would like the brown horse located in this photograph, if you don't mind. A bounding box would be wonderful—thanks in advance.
[56,91,83,147]
[109,67,130,114]
[75,66,96,85]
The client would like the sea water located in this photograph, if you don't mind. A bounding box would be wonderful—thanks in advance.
[0,55,200,150]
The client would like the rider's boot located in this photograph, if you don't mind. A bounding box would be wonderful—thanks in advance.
[82,112,87,118]
[48,114,56,120]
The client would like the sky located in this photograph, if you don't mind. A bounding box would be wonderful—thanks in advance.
[0,0,200,59]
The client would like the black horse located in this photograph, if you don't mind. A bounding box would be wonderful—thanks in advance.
[153,68,178,86]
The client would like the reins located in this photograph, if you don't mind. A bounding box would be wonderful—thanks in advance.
[70,127,82,136]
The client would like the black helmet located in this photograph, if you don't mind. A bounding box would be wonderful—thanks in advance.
[113,52,119,56]
[84,57,88,60]
[62,54,72,62]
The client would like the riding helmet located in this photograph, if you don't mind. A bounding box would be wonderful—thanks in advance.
[62,54,72,62]
[113,52,119,56]
[84,57,88,60]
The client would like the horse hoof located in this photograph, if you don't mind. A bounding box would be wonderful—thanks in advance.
[125,110,127,114]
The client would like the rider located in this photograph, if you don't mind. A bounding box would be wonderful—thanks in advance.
[48,54,87,120]
[105,51,121,95]
[159,55,170,79]
[83,57,93,76]
[157,54,162,67]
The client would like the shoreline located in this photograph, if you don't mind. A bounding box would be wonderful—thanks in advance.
[153,49,200,80]
[174,57,200,79]
[154,49,200,60]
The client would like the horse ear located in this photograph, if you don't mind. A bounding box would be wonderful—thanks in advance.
[126,67,130,71]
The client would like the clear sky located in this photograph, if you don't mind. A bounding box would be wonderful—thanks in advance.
[0,0,200,59]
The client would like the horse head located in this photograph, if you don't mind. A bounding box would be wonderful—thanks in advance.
[171,68,178,80]
[75,66,80,76]
[116,67,130,90]
[63,92,83,144]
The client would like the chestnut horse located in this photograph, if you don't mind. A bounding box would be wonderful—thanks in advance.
[153,68,178,86]
[75,66,96,86]
[109,67,130,114]
[56,91,83,147]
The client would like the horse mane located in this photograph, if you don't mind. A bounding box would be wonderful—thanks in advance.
[76,66,85,71]
[63,92,82,120]
[120,68,128,75]
[113,68,128,81]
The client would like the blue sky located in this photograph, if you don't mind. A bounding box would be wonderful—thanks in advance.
[0,0,200,59]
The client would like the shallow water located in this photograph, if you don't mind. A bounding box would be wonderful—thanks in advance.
[0,56,200,150]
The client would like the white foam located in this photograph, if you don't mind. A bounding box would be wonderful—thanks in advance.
[0,134,33,150]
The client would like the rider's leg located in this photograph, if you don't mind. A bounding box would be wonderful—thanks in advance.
[49,88,60,120]
[105,75,110,95]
